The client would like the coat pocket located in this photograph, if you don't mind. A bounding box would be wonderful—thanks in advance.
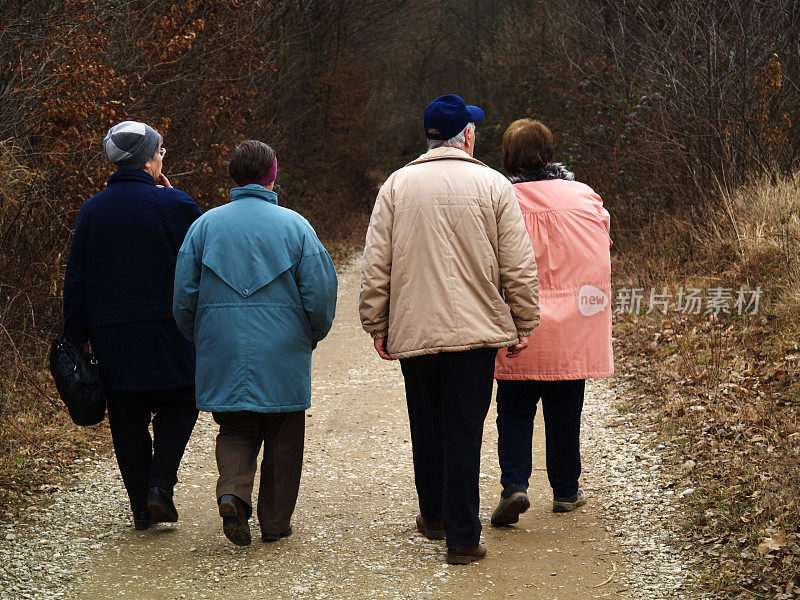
[485,257,505,317]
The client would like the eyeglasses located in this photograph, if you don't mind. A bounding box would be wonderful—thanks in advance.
[159,147,167,157]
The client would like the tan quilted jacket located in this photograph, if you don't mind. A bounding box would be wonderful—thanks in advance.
[359,147,539,359]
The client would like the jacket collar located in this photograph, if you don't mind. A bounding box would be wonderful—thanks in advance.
[406,146,489,168]
[230,184,279,205]
[107,169,156,186]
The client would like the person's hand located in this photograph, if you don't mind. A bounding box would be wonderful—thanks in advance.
[80,341,90,352]
[156,173,172,188]
[373,337,394,360]
[506,335,529,358]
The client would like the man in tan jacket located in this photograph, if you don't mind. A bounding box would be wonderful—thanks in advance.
[359,94,539,564]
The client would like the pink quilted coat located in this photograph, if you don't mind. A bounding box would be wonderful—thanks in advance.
[494,178,613,380]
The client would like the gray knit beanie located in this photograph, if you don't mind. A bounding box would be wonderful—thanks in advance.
[103,121,162,169]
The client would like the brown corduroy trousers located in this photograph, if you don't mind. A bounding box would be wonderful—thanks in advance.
[212,410,305,536]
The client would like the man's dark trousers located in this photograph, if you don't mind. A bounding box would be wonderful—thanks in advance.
[399,347,497,549]
[495,379,585,498]
[107,386,198,513]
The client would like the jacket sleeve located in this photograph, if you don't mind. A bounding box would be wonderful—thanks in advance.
[358,185,394,339]
[495,180,540,335]
[294,234,338,344]
[590,186,613,247]
[63,205,89,345]
[176,192,203,238]
[160,188,203,251]
[172,222,202,342]
[602,206,613,247]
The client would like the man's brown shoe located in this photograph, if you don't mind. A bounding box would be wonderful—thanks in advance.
[446,544,487,565]
[219,494,251,546]
[416,514,445,540]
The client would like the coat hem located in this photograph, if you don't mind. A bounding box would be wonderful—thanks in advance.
[104,380,196,392]
[391,339,517,360]
[198,402,310,414]
[494,369,614,381]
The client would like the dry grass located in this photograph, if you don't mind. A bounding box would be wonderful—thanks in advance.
[0,140,107,520]
[0,382,108,518]
[718,175,800,321]
[613,173,800,598]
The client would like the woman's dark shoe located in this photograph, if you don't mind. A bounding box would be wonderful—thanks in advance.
[446,544,487,565]
[261,528,292,543]
[552,488,587,513]
[415,514,445,540]
[219,494,252,546]
[147,487,179,523]
[490,484,530,526]
[133,509,152,531]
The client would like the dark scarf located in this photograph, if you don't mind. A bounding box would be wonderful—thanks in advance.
[510,162,575,184]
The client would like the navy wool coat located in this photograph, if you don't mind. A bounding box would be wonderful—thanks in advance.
[63,169,202,391]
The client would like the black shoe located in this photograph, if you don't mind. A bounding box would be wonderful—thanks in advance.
[133,509,152,530]
[147,487,179,523]
[261,528,292,543]
[219,494,251,546]
[491,484,530,526]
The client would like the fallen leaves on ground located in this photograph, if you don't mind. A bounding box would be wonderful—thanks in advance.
[614,309,800,598]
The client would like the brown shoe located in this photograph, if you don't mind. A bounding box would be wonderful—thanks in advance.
[446,544,487,565]
[416,514,445,540]
[219,494,251,546]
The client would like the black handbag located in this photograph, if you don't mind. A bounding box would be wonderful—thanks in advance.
[48,338,107,426]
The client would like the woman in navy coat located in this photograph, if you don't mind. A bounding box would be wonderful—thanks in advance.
[63,121,202,530]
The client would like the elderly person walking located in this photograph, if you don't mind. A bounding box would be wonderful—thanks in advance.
[359,95,539,564]
[490,119,613,527]
[63,121,202,530]
[173,140,337,546]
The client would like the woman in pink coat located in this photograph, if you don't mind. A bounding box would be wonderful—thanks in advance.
[491,119,613,527]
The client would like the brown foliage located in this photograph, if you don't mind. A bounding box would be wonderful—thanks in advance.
[0,0,440,501]
[612,173,800,596]
[1,6,800,594]
[0,0,287,500]
[463,1,800,243]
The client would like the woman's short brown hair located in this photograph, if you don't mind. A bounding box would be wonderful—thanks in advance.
[228,140,276,186]
[502,119,554,176]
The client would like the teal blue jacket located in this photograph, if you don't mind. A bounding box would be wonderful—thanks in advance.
[172,185,338,413]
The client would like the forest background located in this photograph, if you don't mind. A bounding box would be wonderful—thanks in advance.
[1,1,800,596]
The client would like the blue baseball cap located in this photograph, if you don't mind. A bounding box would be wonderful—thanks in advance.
[423,94,485,141]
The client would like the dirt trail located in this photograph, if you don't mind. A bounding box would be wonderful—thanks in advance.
[66,263,625,600]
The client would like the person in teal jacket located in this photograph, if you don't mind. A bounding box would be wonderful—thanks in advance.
[172,140,337,546]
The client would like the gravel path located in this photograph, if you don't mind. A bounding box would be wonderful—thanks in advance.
[0,262,707,599]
